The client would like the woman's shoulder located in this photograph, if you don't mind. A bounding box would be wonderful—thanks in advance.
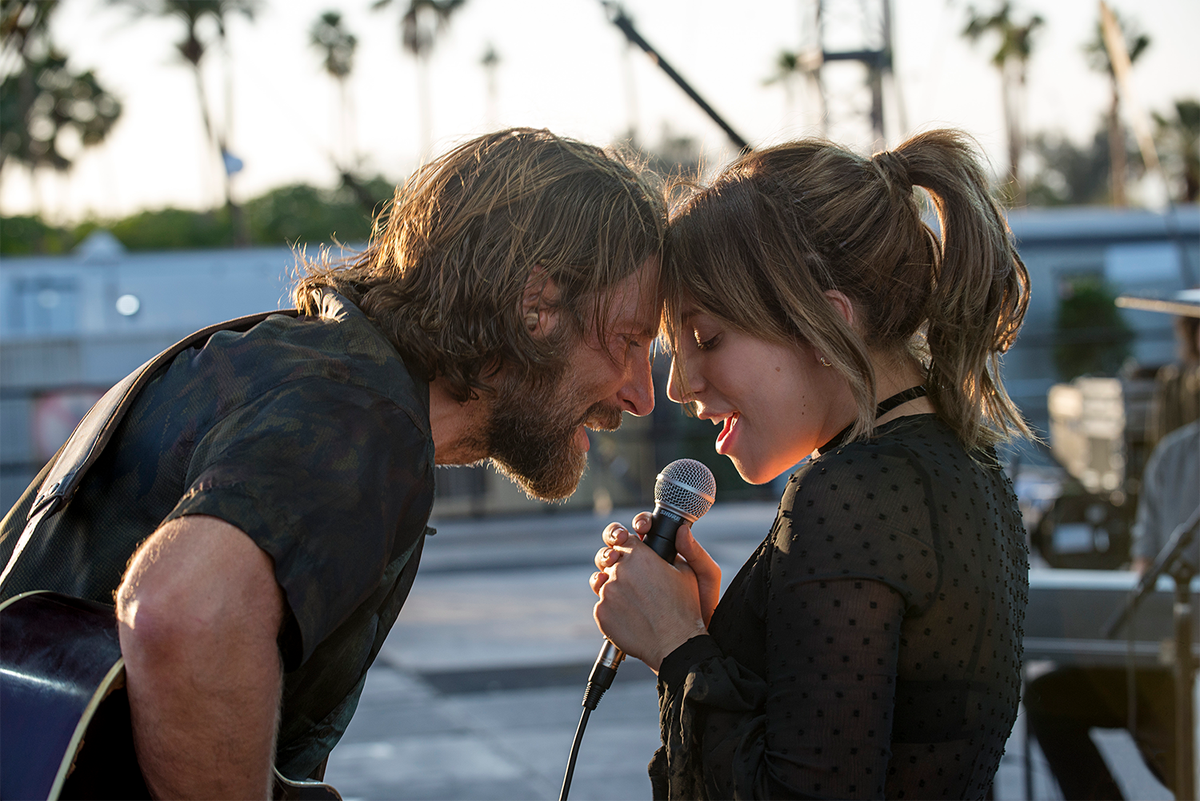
[781,414,1000,515]
[796,415,944,476]
[832,414,997,471]
[772,419,948,603]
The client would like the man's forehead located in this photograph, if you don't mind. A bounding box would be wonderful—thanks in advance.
[608,258,661,332]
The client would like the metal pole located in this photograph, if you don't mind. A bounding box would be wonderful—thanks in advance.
[601,3,751,153]
[1172,569,1196,800]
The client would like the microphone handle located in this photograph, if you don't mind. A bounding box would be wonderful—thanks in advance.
[583,505,686,710]
[642,505,685,563]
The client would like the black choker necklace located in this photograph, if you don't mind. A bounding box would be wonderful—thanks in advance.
[816,385,928,455]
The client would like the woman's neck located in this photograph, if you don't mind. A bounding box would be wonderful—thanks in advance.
[873,352,934,426]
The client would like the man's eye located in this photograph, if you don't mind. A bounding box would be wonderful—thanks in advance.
[617,334,646,357]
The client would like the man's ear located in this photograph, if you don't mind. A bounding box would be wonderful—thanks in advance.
[522,266,561,337]
[824,289,856,327]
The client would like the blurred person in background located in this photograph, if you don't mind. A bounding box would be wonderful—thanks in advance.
[1145,310,1200,449]
[1026,297,1199,800]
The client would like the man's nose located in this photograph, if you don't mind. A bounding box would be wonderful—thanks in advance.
[618,350,655,417]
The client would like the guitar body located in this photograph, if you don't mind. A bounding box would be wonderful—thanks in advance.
[0,592,340,801]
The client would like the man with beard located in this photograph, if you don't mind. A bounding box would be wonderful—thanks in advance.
[0,128,665,799]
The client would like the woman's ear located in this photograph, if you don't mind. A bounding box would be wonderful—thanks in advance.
[824,289,856,327]
[522,266,561,337]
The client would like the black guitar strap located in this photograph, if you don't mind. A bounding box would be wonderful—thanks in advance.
[0,309,301,594]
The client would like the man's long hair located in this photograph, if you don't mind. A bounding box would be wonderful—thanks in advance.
[295,128,666,401]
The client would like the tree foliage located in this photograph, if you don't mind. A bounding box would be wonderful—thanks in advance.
[0,176,396,255]
[0,53,122,172]
[1083,9,1151,206]
[1026,126,1141,206]
[0,213,80,254]
[310,10,357,80]
[0,1,122,174]
[243,179,393,246]
[372,0,468,154]
[1154,98,1200,203]
[1054,276,1134,380]
[962,1,1044,203]
[106,0,261,228]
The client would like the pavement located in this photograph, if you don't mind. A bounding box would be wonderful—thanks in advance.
[323,502,1178,801]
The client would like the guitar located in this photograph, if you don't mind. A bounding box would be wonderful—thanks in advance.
[0,591,340,801]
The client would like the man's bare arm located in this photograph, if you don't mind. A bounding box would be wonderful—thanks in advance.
[116,515,285,800]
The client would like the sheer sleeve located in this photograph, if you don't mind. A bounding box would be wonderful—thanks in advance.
[651,451,941,800]
[652,580,907,799]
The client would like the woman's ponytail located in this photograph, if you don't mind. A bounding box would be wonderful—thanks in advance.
[890,130,1032,448]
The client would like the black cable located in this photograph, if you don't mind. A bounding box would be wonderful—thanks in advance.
[559,706,591,801]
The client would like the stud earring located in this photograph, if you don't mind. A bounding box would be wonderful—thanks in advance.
[818,355,833,367]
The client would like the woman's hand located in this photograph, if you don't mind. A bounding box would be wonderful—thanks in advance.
[587,515,722,672]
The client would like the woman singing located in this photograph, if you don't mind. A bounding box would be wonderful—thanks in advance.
[590,129,1032,800]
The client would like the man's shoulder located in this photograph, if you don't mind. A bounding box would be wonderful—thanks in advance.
[1157,418,1200,451]
[194,299,430,429]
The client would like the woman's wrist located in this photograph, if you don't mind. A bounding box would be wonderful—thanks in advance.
[648,620,710,673]
[657,631,724,688]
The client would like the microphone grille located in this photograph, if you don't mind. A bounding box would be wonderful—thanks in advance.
[654,459,717,523]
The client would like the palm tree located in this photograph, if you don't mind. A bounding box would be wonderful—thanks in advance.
[309,10,358,167]
[763,47,826,137]
[372,0,467,157]
[1,0,122,213]
[963,1,1044,204]
[1084,10,1150,206]
[479,42,499,129]
[764,50,802,127]
[107,0,259,233]
[1154,99,1200,203]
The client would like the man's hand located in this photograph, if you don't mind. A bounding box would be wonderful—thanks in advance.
[117,515,284,800]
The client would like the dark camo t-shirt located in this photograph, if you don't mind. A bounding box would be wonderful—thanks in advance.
[651,414,1028,800]
[0,291,436,779]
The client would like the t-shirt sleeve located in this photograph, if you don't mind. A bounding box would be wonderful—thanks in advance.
[1130,442,1165,562]
[164,377,431,669]
[653,452,940,799]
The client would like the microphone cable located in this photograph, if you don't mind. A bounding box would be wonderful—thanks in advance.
[558,459,716,801]
[560,707,590,801]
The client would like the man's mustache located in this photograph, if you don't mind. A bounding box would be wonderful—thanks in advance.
[583,402,623,432]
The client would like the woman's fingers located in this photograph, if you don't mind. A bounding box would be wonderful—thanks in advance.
[589,571,608,595]
[594,545,625,571]
[591,535,706,672]
[676,525,719,580]
[602,522,630,546]
[675,524,722,627]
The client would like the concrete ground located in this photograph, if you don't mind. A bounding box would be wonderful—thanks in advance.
[324,502,1178,801]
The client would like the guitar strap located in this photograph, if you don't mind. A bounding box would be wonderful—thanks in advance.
[0,309,301,594]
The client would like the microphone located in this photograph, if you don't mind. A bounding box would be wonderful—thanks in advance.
[582,458,717,710]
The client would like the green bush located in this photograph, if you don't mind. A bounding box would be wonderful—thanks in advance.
[1,175,396,254]
[1053,276,1134,379]
[0,215,78,254]
[108,207,234,251]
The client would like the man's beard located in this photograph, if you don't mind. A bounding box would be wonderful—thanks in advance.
[485,365,623,501]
